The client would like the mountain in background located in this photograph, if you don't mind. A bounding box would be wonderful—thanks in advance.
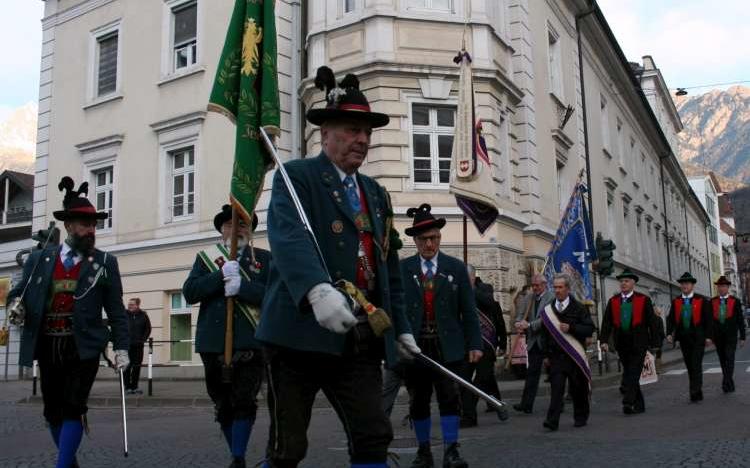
[0,103,37,174]
[675,86,750,189]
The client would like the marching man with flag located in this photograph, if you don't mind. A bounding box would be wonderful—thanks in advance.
[182,207,270,468]
[599,269,660,415]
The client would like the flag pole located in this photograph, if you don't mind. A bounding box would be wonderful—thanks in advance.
[222,206,239,382]
[463,215,468,264]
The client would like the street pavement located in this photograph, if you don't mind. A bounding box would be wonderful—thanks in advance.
[1,344,749,467]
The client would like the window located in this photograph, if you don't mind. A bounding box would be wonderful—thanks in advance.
[93,167,113,231]
[636,215,643,262]
[556,163,566,214]
[606,193,616,239]
[547,26,563,99]
[600,95,610,153]
[96,32,118,97]
[169,292,192,362]
[705,195,716,217]
[172,1,197,71]
[344,0,356,13]
[622,202,631,254]
[407,0,453,10]
[411,104,455,187]
[628,137,635,169]
[616,118,624,166]
[170,146,195,220]
[708,225,719,245]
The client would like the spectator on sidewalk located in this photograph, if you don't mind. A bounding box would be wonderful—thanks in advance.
[124,297,151,395]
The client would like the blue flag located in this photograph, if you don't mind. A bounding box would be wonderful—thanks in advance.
[543,182,595,302]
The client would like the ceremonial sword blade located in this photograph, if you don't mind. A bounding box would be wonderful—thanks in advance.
[416,353,507,412]
[118,368,129,457]
[259,127,331,281]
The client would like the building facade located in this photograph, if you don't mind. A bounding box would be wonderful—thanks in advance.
[689,174,723,293]
[28,0,711,368]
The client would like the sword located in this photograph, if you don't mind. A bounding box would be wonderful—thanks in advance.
[415,353,508,418]
[117,368,129,457]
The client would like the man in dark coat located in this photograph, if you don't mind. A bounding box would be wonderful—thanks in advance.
[710,276,745,393]
[459,267,507,427]
[183,206,270,468]
[600,269,660,414]
[541,274,594,431]
[256,67,418,468]
[7,177,129,468]
[667,272,713,402]
[123,297,151,394]
[399,204,482,468]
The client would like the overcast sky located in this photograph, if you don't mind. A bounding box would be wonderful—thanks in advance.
[0,1,748,121]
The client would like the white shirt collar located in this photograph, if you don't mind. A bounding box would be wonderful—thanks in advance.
[60,241,82,265]
[333,164,358,191]
[556,296,570,309]
[720,295,730,300]
[621,291,634,299]
[420,255,438,275]
[681,292,695,300]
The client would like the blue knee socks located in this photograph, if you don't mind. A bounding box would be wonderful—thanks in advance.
[440,415,459,445]
[231,418,253,459]
[56,420,83,468]
[413,417,431,444]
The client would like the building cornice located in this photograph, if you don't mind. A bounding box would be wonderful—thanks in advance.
[42,0,116,30]
[75,134,124,154]
[150,111,207,134]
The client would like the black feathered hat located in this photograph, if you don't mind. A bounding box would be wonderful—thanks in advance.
[213,205,258,233]
[306,66,389,128]
[404,204,446,237]
[677,271,697,284]
[616,268,639,282]
[53,176,108,221]
[714,275,731,286]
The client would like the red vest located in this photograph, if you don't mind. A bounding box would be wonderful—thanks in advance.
[44,255,83,335]
[611,293,646,329]
[354,186,377,292]
[672,296,703,326]
[711,297,736,321]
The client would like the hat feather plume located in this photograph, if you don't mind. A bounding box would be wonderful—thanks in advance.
[339,74,360,90]
[314,66,336,95]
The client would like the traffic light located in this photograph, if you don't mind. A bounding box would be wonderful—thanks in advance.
[31,222,60,250]
[595,233,616,277]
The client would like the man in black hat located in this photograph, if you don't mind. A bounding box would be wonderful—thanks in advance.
[182,206,270,468]
[600,269,660,414]
[666,272,713,402]
[256,67,418,468]
[399,204,482,468]
[710,276,745,393]
[7,177,130,468]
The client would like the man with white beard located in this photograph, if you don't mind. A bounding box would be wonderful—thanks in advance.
[183,205,271,468]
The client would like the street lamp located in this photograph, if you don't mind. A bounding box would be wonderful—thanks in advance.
[675,88,688,96]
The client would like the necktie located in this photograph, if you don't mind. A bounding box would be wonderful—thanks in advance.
[556,301,563,312]
[343,176,361,213]
[63,250,76,271]
[424,260,434,279]
[681,297,692,330]
[719,298,727,324]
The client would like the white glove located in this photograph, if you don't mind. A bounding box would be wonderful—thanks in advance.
[396,333,421,360]
[114,349,130,371]
[306,283,357,334]
[222,260,240,279]
[224,275,241,297]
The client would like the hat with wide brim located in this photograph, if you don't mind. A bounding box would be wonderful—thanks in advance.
[616,268,639,282]
[404,204,446,237]
[677,272,697,284]
[714,275,732,286]
[213,205,258,233]
[306,66,390,129]
[53,176,108,221]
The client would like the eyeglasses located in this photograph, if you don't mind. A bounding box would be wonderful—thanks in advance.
[416,234,441,244]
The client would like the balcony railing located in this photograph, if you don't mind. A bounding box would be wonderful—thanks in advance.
[1,209,32,225]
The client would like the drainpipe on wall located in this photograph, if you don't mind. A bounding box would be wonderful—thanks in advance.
[290,0,303,159]
[658,157,674,299]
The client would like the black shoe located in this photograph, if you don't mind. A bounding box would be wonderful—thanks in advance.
[71,459,80,468]
[543,420,558,431]
[496,407,509,421]
[574,420,587,428]
[690,392,702,403]
[623,405,635,415]
[411,442,434,468]
[459,417,477,428]
[229,457,246,468]
[513,404,532,414]
[443,443,468,468]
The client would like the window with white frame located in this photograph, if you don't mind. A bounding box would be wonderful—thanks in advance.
[556,163,566,214]
[343,0,356,13]
[606,192,616,239]
[169,292,192,362]
[407,0,453,10]
[169,146,195,220]
[628,137,635,170]
[616,118,624,166]
[547,26,563,100]
[636,215,643,261]
[622,201,631,254]
[600,95,610,153]
[646,221,653,269]
[171,1,198,71]
[95,31,119,97]
[93,167,114,231]
[411,104,455,187]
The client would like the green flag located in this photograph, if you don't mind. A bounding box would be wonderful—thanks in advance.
[208,0,280,222]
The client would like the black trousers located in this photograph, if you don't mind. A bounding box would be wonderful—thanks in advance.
[679,338,705,398]
[37,336,99,427]
[200,351,264,426]
[264,342,392,467]
[405,358,462,421]
[519,345,545,411]
[619,347,647,411]
[459,346,501,420]
[714,335,737,391]
[546,353,589,426]
[123,343,145,390]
